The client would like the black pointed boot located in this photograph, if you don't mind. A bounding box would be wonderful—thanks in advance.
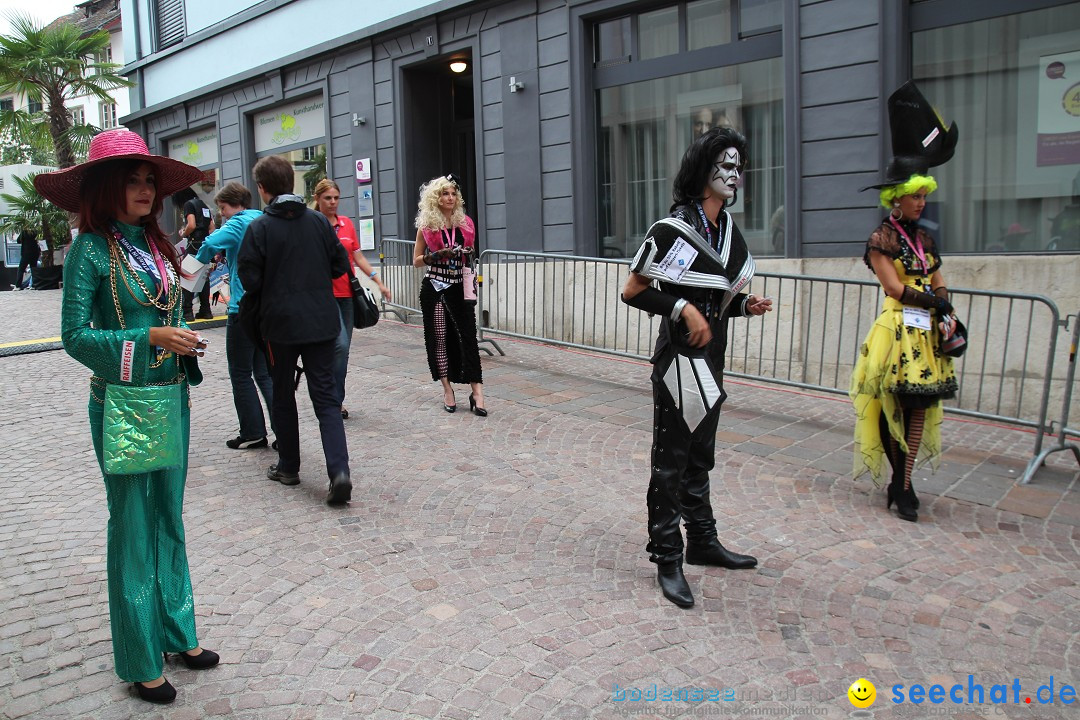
[657,562,694,608]
[887,477,918,522]
[685,537,758,569]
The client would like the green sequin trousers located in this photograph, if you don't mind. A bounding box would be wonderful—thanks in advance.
[88,395,198,683]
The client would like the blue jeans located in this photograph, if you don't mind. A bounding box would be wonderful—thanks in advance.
[226,314,274,439]
[333,297,354,406]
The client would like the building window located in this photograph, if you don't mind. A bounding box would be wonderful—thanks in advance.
[255,144,326,206]
[913,2,1080,252]
[100,102,118,129]
[95,46,113,73]
[592,1,784,258]
[69,106,86,125]
[27,99,43,114]
[154,0,186,50]
[0,97,13,112]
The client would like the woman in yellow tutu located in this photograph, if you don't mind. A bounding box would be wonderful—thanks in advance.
[851,82,961,522]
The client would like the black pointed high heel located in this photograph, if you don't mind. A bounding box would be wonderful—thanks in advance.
[443,402,456,413]
[166,648,220,670]
[468,394,487,417]
[135,678,176,704]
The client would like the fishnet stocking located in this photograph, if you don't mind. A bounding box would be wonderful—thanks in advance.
[903,407,926,492]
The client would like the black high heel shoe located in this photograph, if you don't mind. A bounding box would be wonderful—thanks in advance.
[468,394,487,417]
[443,402,456,413]
[167,648,220,670]
[135,678,176,704]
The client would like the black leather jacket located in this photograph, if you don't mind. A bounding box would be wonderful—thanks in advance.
[653,204,751,365]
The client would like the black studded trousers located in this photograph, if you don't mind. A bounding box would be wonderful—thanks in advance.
[645,364,726,566]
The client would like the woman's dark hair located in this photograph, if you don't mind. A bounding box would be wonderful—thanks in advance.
[671,126,749,211]
[171,186,196,208]
[77,159,179,271]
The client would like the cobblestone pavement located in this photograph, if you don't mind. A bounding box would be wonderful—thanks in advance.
[0,291,1077,719]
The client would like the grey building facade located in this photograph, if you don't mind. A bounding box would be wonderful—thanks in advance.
[119,0,1080,259]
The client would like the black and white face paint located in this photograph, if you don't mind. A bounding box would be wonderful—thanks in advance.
[709,147,741,201]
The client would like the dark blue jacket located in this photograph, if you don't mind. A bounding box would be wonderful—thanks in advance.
[236,194,350,344]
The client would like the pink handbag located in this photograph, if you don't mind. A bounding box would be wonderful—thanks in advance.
[462,265,478,302]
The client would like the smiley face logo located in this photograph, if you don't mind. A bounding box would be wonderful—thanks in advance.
[848,678,876,708]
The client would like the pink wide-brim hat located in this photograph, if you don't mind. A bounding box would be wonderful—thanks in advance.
[33,129,205,213]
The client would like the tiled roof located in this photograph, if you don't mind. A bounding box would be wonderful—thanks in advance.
[46,0,121,36]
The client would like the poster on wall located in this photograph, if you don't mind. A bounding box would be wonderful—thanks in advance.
[1036,50,1080,167]
[359,218,375,251]
[168,129,220,168]
[355,158,371,182]
[1016,34,1080,198]
[252,98,326,152]
[357,185,373,217]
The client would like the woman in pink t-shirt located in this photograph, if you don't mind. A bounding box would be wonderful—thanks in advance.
[313,179,391,419]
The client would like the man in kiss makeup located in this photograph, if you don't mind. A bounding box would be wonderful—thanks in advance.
[621,126,773,608]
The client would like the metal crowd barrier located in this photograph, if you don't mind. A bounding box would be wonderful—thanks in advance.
[470,248,1078,484]
[376,237,502,355]
[378,237,421,323]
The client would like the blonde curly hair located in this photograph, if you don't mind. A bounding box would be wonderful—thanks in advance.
[415,176,465,231]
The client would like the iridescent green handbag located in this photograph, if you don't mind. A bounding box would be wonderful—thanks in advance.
[102,383,183,475]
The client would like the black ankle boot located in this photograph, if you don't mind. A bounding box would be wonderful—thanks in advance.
[656,562,694,608]
[685,537,758,569]
[887,481,918,522]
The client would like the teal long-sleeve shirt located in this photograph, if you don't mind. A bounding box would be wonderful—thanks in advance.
[194,208,261,315]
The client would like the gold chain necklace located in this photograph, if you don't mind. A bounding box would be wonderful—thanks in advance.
[107,233,179,369]
[107,233,180,313]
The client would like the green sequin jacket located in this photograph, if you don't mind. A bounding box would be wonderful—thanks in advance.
[61,221,203,392]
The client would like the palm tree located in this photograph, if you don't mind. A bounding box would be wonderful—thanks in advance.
[0,12,131,168]
[0,173,71,268]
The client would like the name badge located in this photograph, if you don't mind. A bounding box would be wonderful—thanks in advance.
[657,238,698,283]
[902,307,932,330]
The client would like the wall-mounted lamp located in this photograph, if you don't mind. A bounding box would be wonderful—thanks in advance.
[508,76,524,93]
[352,113,367,127]
[449,60,468,73]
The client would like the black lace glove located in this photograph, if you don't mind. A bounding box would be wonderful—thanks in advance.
[901,286,953,316]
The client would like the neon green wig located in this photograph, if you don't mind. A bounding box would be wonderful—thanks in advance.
[879,174,938,209]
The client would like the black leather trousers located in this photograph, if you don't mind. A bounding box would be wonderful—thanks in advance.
[645,370,724,565]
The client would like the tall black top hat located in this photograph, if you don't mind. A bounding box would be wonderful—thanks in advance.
[863,81,959,190]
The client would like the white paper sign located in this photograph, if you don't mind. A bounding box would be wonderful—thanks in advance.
[179,255,209,293]
[902,307,932,331]
[355,158,371,182]
[359,218,375,251]
[656,238,698,283]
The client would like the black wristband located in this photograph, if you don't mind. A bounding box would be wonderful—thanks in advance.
[621,286,678,318]
[901,286,953,315]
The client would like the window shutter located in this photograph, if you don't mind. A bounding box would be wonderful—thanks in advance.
[155,0,186,50]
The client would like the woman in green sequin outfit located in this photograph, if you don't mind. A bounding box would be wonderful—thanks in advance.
[35,130,220,704]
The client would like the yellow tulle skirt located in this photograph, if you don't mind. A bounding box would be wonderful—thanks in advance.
[850,300,957,486]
